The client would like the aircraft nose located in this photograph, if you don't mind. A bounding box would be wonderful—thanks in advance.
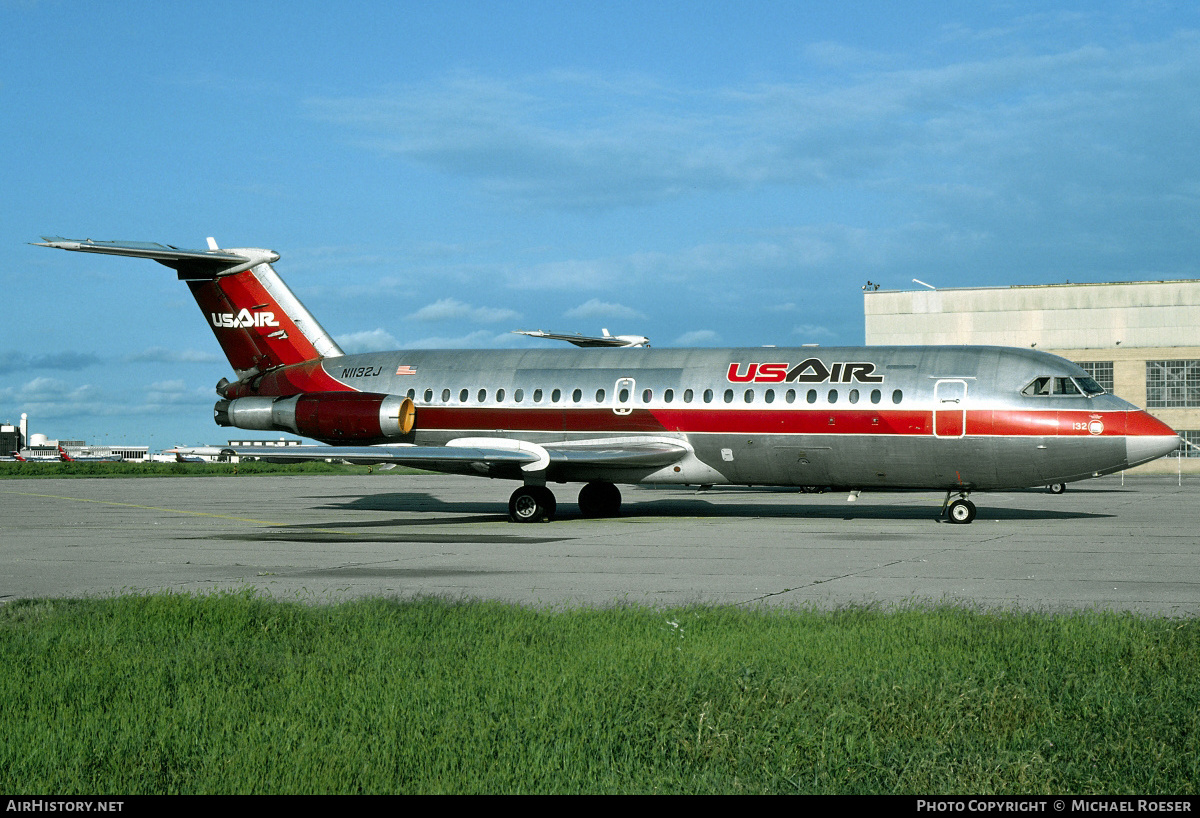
[1125,411,1181,468]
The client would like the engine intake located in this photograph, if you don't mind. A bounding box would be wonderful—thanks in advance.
[214,392,416,443]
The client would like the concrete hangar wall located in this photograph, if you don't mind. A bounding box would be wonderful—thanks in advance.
[864,279,1200,475]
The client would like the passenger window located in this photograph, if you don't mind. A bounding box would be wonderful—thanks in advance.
[442,389,451,402]
[407,389,416,400]
[619,388,630,402]
[459,389,468,402]
[723,389,734,403]
[533,389,543,402]
[828,389,838,404]
[744,389,754,403]
[765,389,775,404]
[806,390,817,404]
[423,389,433,403]
[496,388,505,402]
[870,389,881,404]
[514,389,524,402]
[785,389,795,404]
[552,389,562,402]
[642,389,653,403]
[595,388,605,402]
[848,389,859,404]
[683,389,694,403]
[704,389,714,403]
[892,389,903,404]
[477,389,486,402]
[572,389,582,403]
[664,389,674,403]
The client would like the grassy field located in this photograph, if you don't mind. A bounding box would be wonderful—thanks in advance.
[0,593,1195,794]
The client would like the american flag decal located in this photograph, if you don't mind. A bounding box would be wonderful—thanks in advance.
[396,365,418,376]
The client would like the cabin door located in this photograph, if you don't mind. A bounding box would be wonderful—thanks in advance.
[613,378,635,415]
[934,379,967,437]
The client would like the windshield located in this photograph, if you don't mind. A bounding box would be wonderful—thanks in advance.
[1021,375,1103,397]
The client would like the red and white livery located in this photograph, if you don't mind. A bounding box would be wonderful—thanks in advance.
[37,236,1181,524]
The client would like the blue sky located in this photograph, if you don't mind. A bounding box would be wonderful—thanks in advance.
[4,0,1200,447]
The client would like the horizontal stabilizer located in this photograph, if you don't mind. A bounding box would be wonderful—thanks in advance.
[34,237,279,279]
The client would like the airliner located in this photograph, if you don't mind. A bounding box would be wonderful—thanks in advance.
[57,445,122,463]
[35,236,1181,524]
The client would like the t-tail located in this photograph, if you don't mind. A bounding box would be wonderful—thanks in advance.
[34,237,343,379]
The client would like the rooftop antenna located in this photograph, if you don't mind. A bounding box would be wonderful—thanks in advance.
[912,278,937,290]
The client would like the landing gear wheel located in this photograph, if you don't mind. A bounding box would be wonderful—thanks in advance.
[947,498,977,524]
[578,481,622,518]
[1048,483,1066,495]
[509,485,556,523]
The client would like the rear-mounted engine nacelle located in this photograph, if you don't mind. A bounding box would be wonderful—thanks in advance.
[214,392,416,443]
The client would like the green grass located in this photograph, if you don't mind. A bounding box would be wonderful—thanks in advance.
[1,594,1195,794]
[0,461,427,478]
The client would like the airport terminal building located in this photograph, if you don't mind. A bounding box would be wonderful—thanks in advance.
[864,279,1200,474]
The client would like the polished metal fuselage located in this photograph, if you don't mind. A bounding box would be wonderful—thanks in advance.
[311,344,1163,491]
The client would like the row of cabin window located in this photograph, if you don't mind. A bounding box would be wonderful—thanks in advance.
[407,387,906,406]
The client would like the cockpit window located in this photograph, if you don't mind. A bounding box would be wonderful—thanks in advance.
[1022,377,1051,397]
[1022,375,1102,397]
[1055,377,1080,396]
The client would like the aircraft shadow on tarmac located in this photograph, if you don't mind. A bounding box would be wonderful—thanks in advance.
[305,491,1116,524]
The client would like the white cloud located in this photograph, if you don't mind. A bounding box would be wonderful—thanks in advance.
[563,299,645,321]
[0,352,100,373]
[405,330,520,350]
[335,329,402,353]
[126,347,222,364]
[671,330,720,347]
[407,297,520,324]
[791,324,835,341]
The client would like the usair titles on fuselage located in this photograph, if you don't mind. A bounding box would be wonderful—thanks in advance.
[36,236,1180,524]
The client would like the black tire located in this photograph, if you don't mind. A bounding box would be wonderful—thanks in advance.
[509,485,556,523]
[578,481,622,518]
[1048,483,1066,495]
[947,498,976,524]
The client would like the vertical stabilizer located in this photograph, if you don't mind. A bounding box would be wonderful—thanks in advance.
[35,237,344,379]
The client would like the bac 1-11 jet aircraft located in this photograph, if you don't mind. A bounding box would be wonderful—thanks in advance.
[36,237,1182,524]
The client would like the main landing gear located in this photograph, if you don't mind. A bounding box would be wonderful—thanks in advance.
[508,481,623,523]
[508,485,556,523]
[941,490,977,524]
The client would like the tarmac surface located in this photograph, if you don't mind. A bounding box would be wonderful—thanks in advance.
[2,473,1198,614]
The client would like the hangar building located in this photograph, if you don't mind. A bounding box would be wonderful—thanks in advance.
[864,279,1200,474]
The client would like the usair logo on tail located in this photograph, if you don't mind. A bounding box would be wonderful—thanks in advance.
[210,309,280,329]
[727,359,884,384]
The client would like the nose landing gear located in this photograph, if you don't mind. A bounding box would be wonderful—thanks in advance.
[941,490,977,524]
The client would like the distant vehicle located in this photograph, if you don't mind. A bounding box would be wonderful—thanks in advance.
[38,236,1181,524]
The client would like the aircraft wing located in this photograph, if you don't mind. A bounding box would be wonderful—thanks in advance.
[225,437,689,478]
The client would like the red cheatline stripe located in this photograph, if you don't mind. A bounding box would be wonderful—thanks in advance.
[402,406,1165,437]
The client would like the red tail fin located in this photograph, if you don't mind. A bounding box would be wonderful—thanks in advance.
[35,237,344,379]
